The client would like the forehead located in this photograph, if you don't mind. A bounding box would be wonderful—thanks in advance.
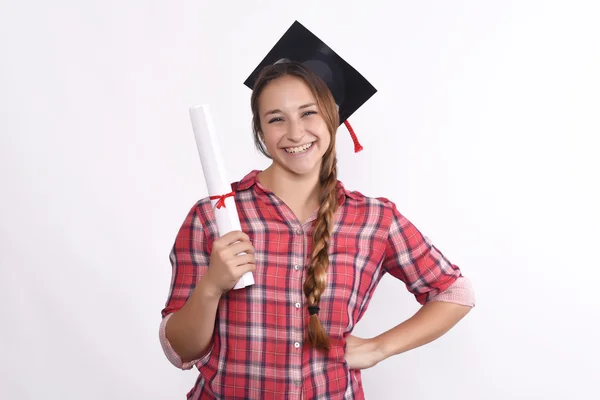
[259,75,317,109]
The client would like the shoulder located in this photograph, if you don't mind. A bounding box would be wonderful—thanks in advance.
[338,180,398,208]
[193,197,218,217]
[178,197,217,233]
[337,180,401,222]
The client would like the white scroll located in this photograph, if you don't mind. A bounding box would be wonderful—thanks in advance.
[189,104,255,290]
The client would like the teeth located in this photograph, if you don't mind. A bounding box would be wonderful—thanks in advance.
[285,142,313,153]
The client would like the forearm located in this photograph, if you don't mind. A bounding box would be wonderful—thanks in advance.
[374,300,472,361]
[165,278,222,363]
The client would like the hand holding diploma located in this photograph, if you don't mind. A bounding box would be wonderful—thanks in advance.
[204,231,257,295]
[189,104,255,290]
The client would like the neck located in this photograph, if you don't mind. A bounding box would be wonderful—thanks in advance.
[258,164,322,211]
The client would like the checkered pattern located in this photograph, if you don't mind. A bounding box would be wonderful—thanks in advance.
[161,170,464,399]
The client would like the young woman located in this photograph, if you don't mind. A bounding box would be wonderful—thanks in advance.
[158,61,475,399]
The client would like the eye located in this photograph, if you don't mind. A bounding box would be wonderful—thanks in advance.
[302,110,317,117]
[268,117,283,123]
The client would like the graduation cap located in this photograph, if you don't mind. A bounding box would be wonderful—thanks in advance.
[243,20,377,153]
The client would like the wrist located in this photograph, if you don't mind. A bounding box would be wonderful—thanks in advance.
[371,336,389,363]
[196,277,223,301]
[372,335,390,363]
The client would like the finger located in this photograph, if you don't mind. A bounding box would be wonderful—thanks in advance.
[222,230,250,245]
[227,241,255,257]
[213,231,249,249]
[231,253,255,267]
[240,261,257,274]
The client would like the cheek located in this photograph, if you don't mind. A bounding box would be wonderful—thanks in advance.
[305,117,329,138]
[260,125,283,147]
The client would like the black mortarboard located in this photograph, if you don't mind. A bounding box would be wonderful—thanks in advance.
[243,20,377,152]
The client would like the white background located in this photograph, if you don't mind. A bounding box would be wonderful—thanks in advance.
[1,1,599,399]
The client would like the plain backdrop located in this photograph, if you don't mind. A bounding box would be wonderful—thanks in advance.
[1,1,599,399]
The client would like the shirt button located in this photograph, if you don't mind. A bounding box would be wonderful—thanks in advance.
[295,302,301,308]
[296,228,302,234]
[294,265,301,271]
[294,342,301,348]
[293,380,302,386]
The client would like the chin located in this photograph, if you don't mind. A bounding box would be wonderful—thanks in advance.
[277,158,322,177]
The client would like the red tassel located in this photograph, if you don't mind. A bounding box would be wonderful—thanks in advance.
[344,120,363,153]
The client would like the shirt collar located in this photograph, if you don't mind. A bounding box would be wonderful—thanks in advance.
[231,169,362,205]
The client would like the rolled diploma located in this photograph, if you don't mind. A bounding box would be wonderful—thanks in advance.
[189,104,255,289]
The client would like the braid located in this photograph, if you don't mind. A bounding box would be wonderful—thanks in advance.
[304,149,339,352]
[247,61,342,351]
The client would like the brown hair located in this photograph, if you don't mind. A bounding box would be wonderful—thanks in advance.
[250,62,339,351]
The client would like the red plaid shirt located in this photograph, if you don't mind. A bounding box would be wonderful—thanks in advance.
[160,169,467,399]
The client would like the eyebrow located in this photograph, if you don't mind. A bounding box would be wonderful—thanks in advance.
[263,103,317,117]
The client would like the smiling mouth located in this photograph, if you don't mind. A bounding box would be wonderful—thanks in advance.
[284,142,314,154]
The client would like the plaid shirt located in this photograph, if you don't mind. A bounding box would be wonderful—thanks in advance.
[160,169,470,399]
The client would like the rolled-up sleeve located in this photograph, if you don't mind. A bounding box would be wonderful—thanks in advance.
[159,313,206,370]
[381,201,474,306]
[429,276,475,307]
[159,201,214,370]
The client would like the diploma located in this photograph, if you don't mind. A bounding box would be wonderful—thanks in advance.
[189,104,255,290]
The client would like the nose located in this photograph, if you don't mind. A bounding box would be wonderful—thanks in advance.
[287,119,305,143]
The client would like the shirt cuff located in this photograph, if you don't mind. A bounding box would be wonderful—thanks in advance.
[159,313,201,370]
[429,276,475,307]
